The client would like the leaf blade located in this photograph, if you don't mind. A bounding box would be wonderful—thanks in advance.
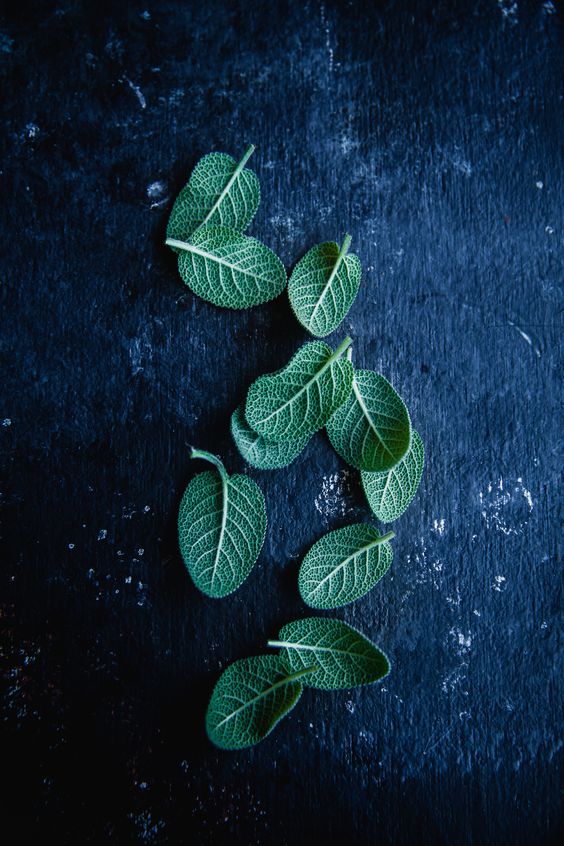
[230,405,310,469]
[361,429,425,522]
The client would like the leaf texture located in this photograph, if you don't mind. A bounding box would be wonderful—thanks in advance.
[269,617,390,690]
[288,236,362,337]
[206,655,314,750]
[361,429,425,522]
[167,146,260,245]
[230,405,310,469]
[178,450,266,598]
[167,225,286,309]
[245,337,354,442]
[298,524,394,609]
[326,368,411,472]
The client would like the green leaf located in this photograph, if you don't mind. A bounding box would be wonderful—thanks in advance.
[205,655,316,750]
[245,337,354,442]
[361,429,425,522]
[288,235,362,337]
[167,145,260,245]
[178,449,267,598]
[230,405,310,469]
[166,225,286,310]
[298,524,394,609]
[268,617,390,690]
[326,363,411,472]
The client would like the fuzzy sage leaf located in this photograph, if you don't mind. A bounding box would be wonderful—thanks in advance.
[288,235,362,337]
[167,145,260,245]
[178,449,266,598]
[362,429,425,522]
[245,337,354,442]
[298,524,394,609]
[205,655,317,750]
[268,617,390,690]
[231,405,310,469]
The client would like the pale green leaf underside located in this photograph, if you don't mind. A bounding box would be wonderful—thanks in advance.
[205,655,307,750]
[173,225,286,309]
[230,405,310,469]
[326,369,411,472]
[298,523,393,609]
[178,469,266,598]
[362,429,425,522]
[167,150,260,245]
[245,339,354,442]
[272,618,390,690]
[288,241,362,337]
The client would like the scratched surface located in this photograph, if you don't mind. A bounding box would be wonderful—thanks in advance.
[1,1,562,844]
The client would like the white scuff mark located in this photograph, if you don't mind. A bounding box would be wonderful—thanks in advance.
[543,1,556,14]
[68,543,75,550]
[479,477,533,535]
[441,662,468,694]
[97,529,107,541]
[536,180,544,189]
[143,505,151,512]
[432,518,445,536]
[125,576,132,584]
[124,76,146,109]
[314,470,354,520]
[423,711,470,755]
[146,180,168,208]
[449,627,472,655]
[345,700,355,714]
[2,418,11,427]
[508,321,542,357]
[497,0,519,25]
[137,548,144,556]
[25,123,39,140]
[516,478,533,510]
[545,225,554,234]
[446,588,461,608]
[452,156,472,176]
[540,621,548,629]
[320,4,334,71]
[473,609,481,616]
[492,575,507,592]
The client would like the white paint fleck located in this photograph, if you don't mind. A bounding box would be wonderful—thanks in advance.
[137,548,144,556]
[140,10,151,19]
[449,627,472,655]
[473,609,481,616]
[25,123,39,139]
[97,529,107,541]
[87,568,95,579]
[479,477,533,535]
[68,543,75,550]
[0,33,14,53]
[345,700,355,714]
[543,1,556,14]
[441,662,468,694]
[540,621,548,629]
[146,180,168,208]
[545,225,554,234]
[314,471,354,520]
[508,321,542,357]
[2,418,12,427]
[536,180,544,189]
[124,77,146,109]
[492,575,507,592]
[497,0,519,25]
[125,576,132,584]
[432,518,445,536]
[143,505,151,513]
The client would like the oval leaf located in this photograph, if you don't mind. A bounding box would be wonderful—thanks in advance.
[206,655,314,750]
[326,368,411,472]
[245,337,354,442]
[288,236,362,337]
[230,405,310,469]
[269,617,390,690]
[178,450,266,598]
[298,524,394,609]
[167,225,286,309]
[362,429,425,522]
[167,145,260,245]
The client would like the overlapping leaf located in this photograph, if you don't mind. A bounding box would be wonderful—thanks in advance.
[362,429,425,522]
[326,367,411,472]
[205,655,316,750]
[167,145,260,245]
[167,225,286,309]
[269,617,390,690]
[245,338,354,442]
[178,449,266,598]
[288,235,362,337]
[298,523,394,609]
[230,405,310,469]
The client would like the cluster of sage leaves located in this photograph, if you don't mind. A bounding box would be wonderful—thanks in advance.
[169,146,424,750]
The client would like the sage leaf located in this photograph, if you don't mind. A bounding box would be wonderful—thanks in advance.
[298,524,394,609]
[166,225,286,309]
[245,337,354,442]
[167,145,260,245]
[361,429,425,522]
[288,235,362,337]
[205,655,316,750]
[326,362,411,472]
[178,448,266,598]
[230,405,310,469]
[268,617,390,690]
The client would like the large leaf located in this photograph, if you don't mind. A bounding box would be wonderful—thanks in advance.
[166,225,286,309]
[362,429,425,522]
[230,405,310,469]
[205,655,316,750]
[245,337,354,442]
[178,449,266,598]
[288,235,362,337]
[326,365,411,472]
[167,145,260,245]
[269,617,390,690]
[298,524,394,609]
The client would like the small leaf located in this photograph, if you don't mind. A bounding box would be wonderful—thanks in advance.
[298,524,394,609]
[288,235,362,337]
[178,449,267,598]
[269,617,390,690]
[167,145,260,245]
[362,430,425,522]
[245,337,354,442]
[167,226,286,309]
[326,365,411,472]
[205,655,316,750]
[230,405,310,469]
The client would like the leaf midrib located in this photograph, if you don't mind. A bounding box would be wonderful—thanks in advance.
[214,665,317,729]
[308,531,394,596]
[169,239,276,284]
[351,376,397,460]
[200,145,255,227]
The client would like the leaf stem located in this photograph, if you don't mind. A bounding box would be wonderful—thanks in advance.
[333,335,353,360]
[283,665,319,681]
[166,237,190,251]
[190,448,229,482]
[339,233,352,259]
[377,531,395,544]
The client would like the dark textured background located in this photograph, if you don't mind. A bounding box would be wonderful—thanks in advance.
[1,1,562,843]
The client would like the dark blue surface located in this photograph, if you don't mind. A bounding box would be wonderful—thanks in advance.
[1,1,562,843]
